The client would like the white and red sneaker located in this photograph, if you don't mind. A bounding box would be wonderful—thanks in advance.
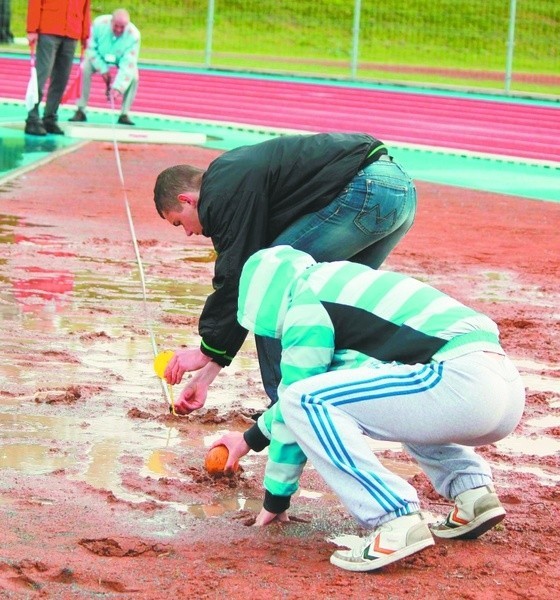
[431,485,506,540]
[330,512,434,572]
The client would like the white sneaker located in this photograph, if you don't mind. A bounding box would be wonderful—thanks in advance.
[330,512,434,572]
[431,485,506,540]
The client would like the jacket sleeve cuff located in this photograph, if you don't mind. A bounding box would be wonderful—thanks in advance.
[243,423,270,452]
[200,340,233,367]
[263,491,291,514]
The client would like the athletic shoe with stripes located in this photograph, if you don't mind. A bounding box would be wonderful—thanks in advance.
[330,512,434,572]
[431,485,506,540]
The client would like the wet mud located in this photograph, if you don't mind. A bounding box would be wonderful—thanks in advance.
[0,142,559,598]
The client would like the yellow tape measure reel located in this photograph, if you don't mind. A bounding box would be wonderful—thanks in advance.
[153,350,177,415]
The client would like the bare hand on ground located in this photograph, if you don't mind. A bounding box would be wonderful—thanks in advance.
[254,508,289,526]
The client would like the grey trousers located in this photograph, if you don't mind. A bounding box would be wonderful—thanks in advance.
[77,59,139,116]
[282,352,525,528]
[27,34,77,123]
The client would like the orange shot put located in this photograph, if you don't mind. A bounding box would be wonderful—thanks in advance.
[204,445,239,475]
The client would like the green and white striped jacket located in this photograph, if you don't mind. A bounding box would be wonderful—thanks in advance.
[237,246,503,512]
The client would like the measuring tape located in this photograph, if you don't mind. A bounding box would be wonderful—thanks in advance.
[108,95,176,415]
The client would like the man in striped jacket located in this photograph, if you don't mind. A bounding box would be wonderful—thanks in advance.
[216,245,525,572]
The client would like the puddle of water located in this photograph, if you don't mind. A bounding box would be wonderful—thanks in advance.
[0,396,419,520]
[298,489,324,499]
[2,350,554,517]
[494,462,560,486]
[186,495,262,519]
[526,414,560,428]
[522,375,560,396]
[0,442,74,474]
[495,435,560,457]
[0,127,79,180]
[0,407,256,514]
[514,357,560,399]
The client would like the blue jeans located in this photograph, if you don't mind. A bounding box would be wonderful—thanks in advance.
[256,155,417,403]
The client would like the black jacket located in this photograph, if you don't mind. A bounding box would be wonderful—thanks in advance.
[197,132,387,366]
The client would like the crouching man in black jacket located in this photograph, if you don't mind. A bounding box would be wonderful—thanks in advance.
[153,132,417,414]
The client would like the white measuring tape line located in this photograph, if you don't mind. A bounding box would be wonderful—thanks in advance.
[108,95,174,410]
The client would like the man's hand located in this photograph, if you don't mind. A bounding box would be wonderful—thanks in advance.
[164,348,213,385]
[211,431,250,471]
[108,88,122,102]
[27,33,38,48]
[171,359,222,416]
[173,382,206,415]
[254,507,289,526]
[101,72,112,99]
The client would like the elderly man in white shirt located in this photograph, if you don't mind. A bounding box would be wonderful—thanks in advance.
[69,8,140,125]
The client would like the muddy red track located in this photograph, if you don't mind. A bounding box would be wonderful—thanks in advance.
[0,141,559,598]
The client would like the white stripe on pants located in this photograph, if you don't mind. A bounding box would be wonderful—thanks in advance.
[281,352,525,528]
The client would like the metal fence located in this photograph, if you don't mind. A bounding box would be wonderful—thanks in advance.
[5,0,560,96]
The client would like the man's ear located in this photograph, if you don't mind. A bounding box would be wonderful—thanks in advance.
[177,193,197,207]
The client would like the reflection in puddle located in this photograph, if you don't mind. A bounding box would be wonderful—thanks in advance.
[0,127,79,179]
[187,496,262,519]
[143,448,177,478]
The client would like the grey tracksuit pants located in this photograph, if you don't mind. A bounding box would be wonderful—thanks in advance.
[282,351,525,529]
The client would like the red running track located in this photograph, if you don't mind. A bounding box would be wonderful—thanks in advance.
[1,55,559,163]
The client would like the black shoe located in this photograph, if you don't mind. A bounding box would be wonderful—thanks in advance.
[24,121,47,136]
[43,120,65,135]
[117,114,135,126]
[69,109,87,122]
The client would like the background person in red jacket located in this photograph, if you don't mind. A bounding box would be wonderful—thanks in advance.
[25,0,91,136]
